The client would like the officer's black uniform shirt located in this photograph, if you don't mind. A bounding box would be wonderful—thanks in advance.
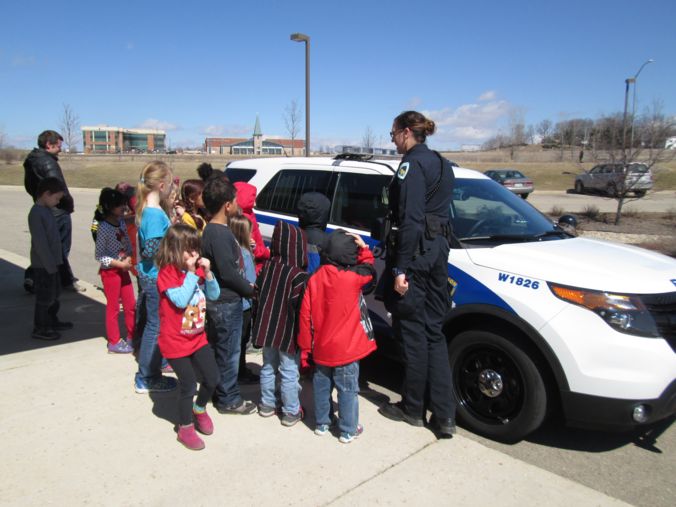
[389,143,455,272]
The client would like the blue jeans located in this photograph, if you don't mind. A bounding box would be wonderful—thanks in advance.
[207,299,243,407]
[260,347,300,416]
[314,361,360,434]
[135,276,162,383]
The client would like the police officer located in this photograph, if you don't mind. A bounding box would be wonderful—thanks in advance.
[378,111,456,437]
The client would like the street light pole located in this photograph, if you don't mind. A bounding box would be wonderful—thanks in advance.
[290,33,310,157]
[621,77,632,163]
[629,59,654,151]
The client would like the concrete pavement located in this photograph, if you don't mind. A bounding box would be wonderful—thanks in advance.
[0,248,629,506]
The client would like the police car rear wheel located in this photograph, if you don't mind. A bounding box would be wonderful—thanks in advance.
[449,330,548,442]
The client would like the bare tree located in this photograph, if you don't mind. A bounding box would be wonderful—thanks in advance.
[362,126,375,149]
[283,99,302,156]
[60,103,80,153]
[536,119,552,140]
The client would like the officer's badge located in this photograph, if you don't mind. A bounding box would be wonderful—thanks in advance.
[397,162,410,180]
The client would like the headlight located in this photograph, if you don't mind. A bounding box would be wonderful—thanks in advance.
[548,283,659,337]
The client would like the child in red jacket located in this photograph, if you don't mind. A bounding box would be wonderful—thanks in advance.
[233,181,270,274]
[297,229,377,443]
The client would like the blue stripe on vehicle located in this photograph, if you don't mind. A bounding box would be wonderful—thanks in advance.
[449,265,514,312]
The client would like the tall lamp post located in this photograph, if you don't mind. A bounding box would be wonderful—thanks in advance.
[290,32,310,156]
[622,59,654,161]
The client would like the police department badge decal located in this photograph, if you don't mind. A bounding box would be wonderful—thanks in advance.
[397,162,410,180]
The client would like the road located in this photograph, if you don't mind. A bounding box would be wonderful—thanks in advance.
[1,185,674,506]
[527,189,676,214]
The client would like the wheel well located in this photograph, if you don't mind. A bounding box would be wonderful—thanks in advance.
[444,312,563,414]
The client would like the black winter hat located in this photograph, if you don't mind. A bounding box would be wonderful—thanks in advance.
[323,229,358,267]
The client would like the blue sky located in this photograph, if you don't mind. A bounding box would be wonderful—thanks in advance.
[1,0,674,150]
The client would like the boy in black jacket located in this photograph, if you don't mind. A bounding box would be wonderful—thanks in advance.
[201,177,256,415]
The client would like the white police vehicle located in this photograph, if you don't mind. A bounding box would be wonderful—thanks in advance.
[226,155,676,442]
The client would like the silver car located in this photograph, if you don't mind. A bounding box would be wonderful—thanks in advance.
[574,163,653,197]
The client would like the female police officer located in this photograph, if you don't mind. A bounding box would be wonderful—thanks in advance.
[378,111,456,437]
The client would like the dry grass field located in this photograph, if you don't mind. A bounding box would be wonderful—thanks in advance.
[1,148,674,191]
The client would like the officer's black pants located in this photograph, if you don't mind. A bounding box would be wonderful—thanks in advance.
[392,236,456,420]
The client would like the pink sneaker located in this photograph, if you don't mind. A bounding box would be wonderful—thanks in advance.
[193,410,214,435]
[177,424,205,450]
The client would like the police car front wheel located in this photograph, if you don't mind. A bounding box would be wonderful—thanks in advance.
[449,330,548,442]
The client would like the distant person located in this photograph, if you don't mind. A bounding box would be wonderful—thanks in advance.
[252,221,309,426]
[297,230,377,443]
[156,224,221,451]
[296,192,331,274]
[234,181,270,274]
[94,188,136,354]
[201,176,256,415]
[228,213,260,383]
[133,161,178,394]
[28,177,73,340]
[23,130,84,292]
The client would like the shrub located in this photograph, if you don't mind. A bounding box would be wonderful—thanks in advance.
[581,205,601,221]
[549,205,564,216]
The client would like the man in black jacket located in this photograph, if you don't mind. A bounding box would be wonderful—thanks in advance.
[23,130,84,292]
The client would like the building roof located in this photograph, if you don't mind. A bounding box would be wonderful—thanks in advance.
[253,115,262,137]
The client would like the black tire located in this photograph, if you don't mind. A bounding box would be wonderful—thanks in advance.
[574,181,584,194]
[634,190,646,198]
[449,330,548,442]
[520,193,529,200]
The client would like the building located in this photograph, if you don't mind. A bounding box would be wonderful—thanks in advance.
[204,116,305,156]
[81,126,166,153]
[334,145,398,157]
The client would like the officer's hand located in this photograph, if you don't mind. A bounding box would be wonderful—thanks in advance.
[394,274,408,295]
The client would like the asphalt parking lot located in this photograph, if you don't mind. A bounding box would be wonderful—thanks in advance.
[0,186,673,506]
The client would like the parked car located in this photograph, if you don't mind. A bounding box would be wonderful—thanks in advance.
[484,169,534,199]
[574,162,653,197]
[224,154,676,443]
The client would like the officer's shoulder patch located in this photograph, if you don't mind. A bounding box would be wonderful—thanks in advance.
[397,162,410,180]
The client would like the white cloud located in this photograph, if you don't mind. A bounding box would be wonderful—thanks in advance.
[407,96,422,109]
[137,118,178,131]
[478,90,497,101]
[201,124,251,137]
[423,99,512,147]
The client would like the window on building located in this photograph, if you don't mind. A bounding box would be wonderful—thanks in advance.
[331,172,391,231]
[257,169,336,215]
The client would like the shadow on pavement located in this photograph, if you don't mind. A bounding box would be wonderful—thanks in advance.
[0,258,107,356]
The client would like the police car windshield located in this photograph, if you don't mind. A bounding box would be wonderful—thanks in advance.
[452,179,563,243]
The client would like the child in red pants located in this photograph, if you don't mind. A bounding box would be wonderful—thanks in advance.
[94,188,136,353]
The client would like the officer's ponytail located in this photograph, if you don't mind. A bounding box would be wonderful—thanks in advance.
[394,111,435,143]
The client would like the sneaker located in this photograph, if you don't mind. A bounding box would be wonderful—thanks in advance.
[378,402,424,427]
[177,424,205,451]
[215,400,257,415]
[281,407,304,427]
[108,340,134,354]
[134,376,178,394]
[193,410,214,435]
[314,424,330,436]
[52,320,74,331]
[31,328,60,341]
[339,424,364,444]
[64,281,86,293]
[258,404,276,418]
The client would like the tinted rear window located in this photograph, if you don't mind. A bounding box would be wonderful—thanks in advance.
[225,168,257,183]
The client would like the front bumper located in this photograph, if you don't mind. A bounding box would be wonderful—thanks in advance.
[561,379,676,431]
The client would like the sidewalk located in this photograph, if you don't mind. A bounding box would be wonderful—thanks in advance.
[0,248,628,506]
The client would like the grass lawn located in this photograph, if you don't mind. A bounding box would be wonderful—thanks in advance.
[1,153,675,191]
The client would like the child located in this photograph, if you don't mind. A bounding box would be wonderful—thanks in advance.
[233,181,270,274]
[94,188,136,354]
[252,221,309,426]
[296,192,331,274]
[28,177,73,340]
[176,179,207,231]
[201,176,256,415]
[133,161,178,394]
[228,213,259,383]
[156,224,221,451]
[297,229,377,443]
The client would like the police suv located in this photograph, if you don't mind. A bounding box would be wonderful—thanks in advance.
[226,155,676,442]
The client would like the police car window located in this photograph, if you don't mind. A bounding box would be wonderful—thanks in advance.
[331,173,391,231]
[256,169,335,215]
[451,179,557,241]
[225,168,256,183]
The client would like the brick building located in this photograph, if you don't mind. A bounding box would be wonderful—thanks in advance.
[204,116,305,156]
[81,126,166,153]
